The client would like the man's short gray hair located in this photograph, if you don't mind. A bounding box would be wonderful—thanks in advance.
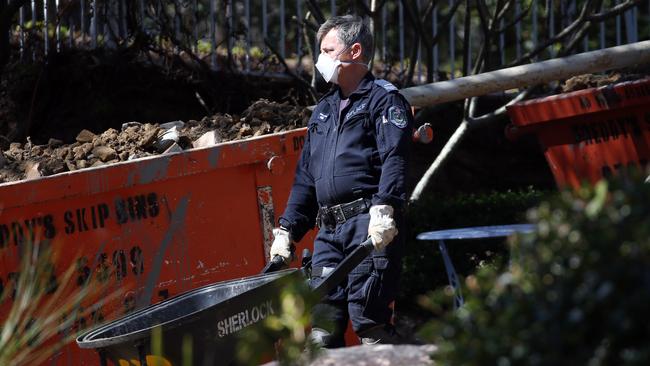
[317,15,373,62]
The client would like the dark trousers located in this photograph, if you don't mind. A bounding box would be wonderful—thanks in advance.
[309,212,403,346]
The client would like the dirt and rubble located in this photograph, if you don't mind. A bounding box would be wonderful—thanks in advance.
[561,73,625,92]
[560,68,650,92]
[0,99,309,183]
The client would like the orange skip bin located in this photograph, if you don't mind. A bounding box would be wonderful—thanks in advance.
[0,128,316,365]
[506,78,650,189]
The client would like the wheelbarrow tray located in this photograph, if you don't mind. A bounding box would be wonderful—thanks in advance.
[77,268,302,366]
[78,238,374,365]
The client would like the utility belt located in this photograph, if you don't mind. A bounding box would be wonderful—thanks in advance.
[316,197,371,229]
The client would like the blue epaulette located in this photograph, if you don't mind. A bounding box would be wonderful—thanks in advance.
[373,79,398,92]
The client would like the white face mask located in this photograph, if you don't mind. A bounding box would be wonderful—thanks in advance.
[315,53,342,84]
[315,47,368,84]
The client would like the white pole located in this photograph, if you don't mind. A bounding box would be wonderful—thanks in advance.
[400,40,650,107]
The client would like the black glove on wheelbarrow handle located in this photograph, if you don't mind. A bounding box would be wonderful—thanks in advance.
[261,238,374,296]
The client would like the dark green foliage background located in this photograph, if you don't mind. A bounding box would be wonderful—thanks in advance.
[399,188,546,305]
[419,178,650,365]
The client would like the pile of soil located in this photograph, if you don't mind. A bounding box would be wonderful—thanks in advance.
[561,69,650,92]
[561,73,624,92]
[0,99,309,183]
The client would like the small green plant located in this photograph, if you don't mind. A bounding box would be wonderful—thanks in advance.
[418,177,650,365]
[196,39,212,54]
[250,46,264,59]
[21,20,43,30]
[231,44,247,58]
[0,240,119,366]
[236,277,321,366]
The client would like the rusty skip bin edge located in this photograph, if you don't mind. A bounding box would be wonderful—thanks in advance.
[0,128,308,210]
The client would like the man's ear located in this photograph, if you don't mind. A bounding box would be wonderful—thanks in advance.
[350,43,363,60]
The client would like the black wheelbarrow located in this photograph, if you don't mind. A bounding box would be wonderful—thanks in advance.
[76,239,374,366]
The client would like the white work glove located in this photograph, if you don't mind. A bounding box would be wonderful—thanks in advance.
[270,227,293,262]
[367,205,398,250]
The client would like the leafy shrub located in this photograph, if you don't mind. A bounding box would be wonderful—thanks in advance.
[236,277,321,366]
[0,241,118,366]
[418,179,650,365]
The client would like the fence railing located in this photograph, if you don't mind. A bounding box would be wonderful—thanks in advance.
[7,0,650,85]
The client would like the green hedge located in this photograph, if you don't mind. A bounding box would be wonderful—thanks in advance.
[419,178,650,365]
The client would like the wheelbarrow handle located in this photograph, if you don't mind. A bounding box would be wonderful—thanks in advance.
[261,255,287,273]
[261,244,296,274]
[314,238,374,296]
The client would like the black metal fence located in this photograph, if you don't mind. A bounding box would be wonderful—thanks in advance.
[7,0,650,84]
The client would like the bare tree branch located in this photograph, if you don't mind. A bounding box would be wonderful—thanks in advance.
[401,0,463,83]
[475,0,492,41]
[494,1,531,34]
[303,0,326,25]
[588,0,642,21]
[473,0,509,74]
[561,21,593,56]
[410,119,469,202]
[508,0,596,66]
[410,85,533,202]
[467,87,532,127]
[494,0,516,25]
[1,0,30,72]
[263,37,317,104]
[400,0,422,86]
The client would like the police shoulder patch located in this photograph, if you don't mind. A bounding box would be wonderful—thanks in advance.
[374,79,398,92]
[387,106,407,128]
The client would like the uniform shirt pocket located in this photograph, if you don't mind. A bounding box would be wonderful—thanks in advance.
[308,120,329,180]
[335,112,376,176]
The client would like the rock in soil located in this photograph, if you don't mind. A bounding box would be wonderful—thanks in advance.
[93,146,117,162]
[76,129,97,143]
[24,161,42,180]
[192,130,222,148]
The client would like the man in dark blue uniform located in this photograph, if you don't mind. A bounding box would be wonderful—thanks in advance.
[269,15,413,347]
